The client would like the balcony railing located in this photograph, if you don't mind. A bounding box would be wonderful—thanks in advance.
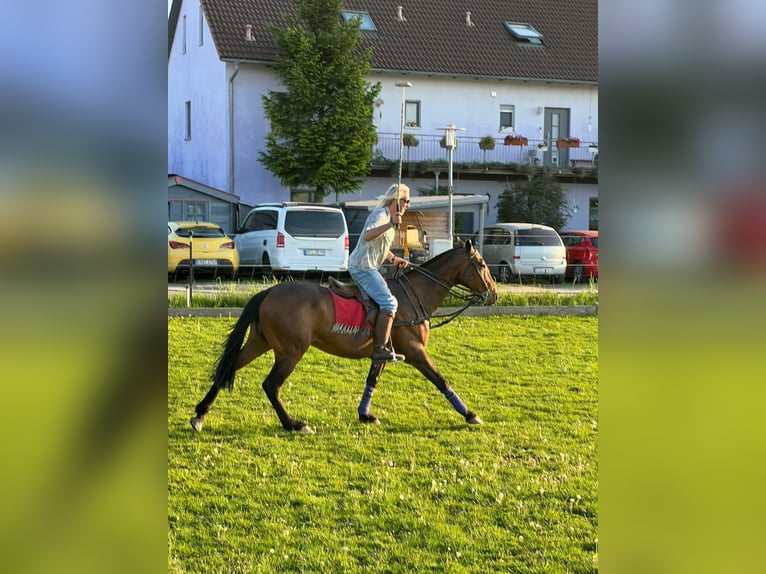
[373,132,598,170]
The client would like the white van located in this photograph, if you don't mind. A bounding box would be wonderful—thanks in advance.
[235,203,349,274]
[481,223,567,283]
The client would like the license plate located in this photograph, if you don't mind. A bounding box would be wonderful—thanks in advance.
[194,259,217,265]
[303,249,325,256]
[533,267,552,273]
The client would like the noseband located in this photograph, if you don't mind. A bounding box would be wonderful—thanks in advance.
[399,249,493,328]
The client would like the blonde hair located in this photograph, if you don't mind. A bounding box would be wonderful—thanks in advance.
[375,183,410,209]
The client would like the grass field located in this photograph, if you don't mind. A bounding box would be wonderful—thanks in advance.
[169,315,598,573]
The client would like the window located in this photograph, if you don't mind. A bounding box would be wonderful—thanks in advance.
[484,229,510,246]
[243,210,278,232]
[405,100,420,128]
[184,101,192,140]
[503,22,544,46]
[198,5,204,46]
[284,211,346,238]
[182,15,187,54]
[341,11,377,31]
[499,104,514,131]
[515,229,561,247]
[168,200,209,221]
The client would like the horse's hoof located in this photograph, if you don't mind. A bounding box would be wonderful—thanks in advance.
[190,417,203,432]
[465,412,483,425]
[359,414,380,424]
[298,424,315,434]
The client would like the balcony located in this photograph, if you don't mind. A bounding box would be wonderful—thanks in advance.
[370,132,598,183]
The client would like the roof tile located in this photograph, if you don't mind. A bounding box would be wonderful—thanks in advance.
[197,0,597,82]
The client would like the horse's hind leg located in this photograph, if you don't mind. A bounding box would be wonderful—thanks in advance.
[262,354,313,433]
[190,333,270,432]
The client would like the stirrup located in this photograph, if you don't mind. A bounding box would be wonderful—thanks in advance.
[372,345,405,363]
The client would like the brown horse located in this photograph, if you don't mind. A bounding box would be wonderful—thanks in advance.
[190,240,497,433]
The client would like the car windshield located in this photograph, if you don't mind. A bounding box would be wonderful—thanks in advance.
[176,227,225,238]
[590,237,598,248]
[285,211,346,238]
[515,229,562,246]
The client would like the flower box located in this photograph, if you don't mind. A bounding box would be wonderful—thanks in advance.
[537,145,549,152]
[588,145,598,153]
[504,135,528,146]
[556,139,580,149]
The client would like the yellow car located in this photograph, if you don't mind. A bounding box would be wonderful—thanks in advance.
[168,221,239,279]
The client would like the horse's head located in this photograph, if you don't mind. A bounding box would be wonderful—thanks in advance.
[457,239,498,305]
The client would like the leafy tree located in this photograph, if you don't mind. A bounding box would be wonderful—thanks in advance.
[496,173,572,230]
[259,0,381,200]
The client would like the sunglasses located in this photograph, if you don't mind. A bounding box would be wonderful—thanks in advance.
[400,198,411,205]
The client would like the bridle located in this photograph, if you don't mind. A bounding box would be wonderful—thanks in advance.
[395,249,494,329]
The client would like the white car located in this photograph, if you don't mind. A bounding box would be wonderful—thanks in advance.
[235,203,349,274]
[481,223,567,283]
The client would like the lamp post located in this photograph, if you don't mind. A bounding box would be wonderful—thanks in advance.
[394,81,412,228]
[438,124,465,246]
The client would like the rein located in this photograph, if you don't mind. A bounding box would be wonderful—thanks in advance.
[394,252,491,329]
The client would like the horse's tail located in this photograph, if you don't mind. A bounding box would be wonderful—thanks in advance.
[211,289,269,391]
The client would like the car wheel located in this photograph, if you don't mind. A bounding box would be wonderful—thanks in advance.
[498,264,513,283]
[261,253,273,278]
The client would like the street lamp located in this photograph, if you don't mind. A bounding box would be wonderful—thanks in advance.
[437,124,465,246]
[395,81,412,226]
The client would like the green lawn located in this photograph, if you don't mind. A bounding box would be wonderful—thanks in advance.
[169,315,598,573]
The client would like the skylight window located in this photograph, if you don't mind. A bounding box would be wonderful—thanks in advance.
[341,11,377,31]
[503,22,544,45]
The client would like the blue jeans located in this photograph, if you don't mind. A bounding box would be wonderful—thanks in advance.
[348,268,398,314]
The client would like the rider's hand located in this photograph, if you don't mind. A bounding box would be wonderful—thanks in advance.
[393,256,409,269]
[390,213,402,227]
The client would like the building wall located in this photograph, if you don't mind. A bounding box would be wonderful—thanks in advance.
[167,2,598,231]
[167,1,229,192]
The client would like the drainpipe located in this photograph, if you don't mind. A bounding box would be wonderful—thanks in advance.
[228,61,240,203]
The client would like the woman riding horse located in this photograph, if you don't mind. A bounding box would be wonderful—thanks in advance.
[190,240,498,433]
[348,183,411,363]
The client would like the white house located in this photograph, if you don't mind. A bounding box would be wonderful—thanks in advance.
[168,0,598,232]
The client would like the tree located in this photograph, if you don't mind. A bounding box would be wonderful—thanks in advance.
[259,0,381,200]
[496,173,572,230]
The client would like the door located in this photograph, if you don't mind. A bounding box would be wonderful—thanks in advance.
[235,209,278,266]
[543,108,570,168]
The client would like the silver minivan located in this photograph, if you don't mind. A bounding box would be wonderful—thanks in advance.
[482,223,567,283]
[235,203,349,274]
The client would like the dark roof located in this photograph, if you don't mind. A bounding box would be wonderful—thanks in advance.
[187,0,596,83]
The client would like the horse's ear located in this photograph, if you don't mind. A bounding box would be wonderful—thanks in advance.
[457,236,464,247]
[464,238,473,252]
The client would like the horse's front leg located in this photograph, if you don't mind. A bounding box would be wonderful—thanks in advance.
[358,361,386,424]
[407,351,483,425]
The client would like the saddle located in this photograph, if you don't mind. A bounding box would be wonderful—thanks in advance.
[328,276,379,338]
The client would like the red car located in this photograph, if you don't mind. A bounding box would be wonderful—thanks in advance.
[560,230,598,281]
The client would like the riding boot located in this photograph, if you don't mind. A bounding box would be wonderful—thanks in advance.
[372,310,404,362]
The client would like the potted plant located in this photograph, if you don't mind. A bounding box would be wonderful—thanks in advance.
[402,133,419,164]
[588,142,598,153]
[478,135,496,162]
[556,136,580,148]
[504,134,528,146]
[537,140,549,152]
[402,133,419,147]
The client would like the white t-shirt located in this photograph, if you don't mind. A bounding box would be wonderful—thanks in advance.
[348,207,395,270]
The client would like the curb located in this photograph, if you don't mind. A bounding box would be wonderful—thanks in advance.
[168,305,597,318]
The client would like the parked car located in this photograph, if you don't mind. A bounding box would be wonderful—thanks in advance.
[168,221,239,279]
[481,223,567,283]
[235,203,349,274]
[560,230,599,281]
